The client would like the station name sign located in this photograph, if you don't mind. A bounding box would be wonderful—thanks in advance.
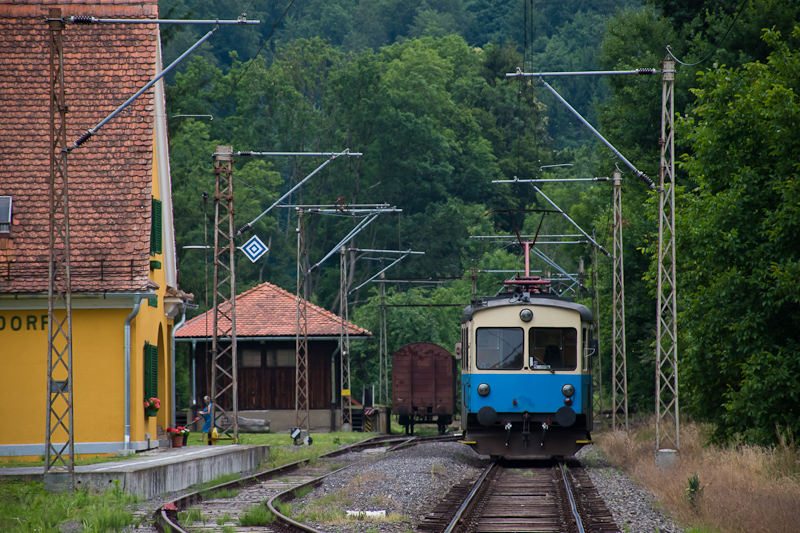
[0,314,49,331]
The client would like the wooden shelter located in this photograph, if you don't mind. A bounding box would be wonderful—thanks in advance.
[176,281,371,431]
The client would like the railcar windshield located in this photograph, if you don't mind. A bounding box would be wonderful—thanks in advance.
[529,327,578,370]
[475,327,524,370]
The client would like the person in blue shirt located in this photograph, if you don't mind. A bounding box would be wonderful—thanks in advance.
[200,395,213,444]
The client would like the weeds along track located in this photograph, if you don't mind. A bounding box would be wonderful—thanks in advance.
[419,459,619,533]
[155,434,457,533]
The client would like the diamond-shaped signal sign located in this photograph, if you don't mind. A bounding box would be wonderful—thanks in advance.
[242,235,269,263]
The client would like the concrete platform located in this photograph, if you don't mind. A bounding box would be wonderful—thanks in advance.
[0,445,269,499]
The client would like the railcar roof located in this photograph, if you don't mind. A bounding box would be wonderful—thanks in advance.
[462,293,593,323]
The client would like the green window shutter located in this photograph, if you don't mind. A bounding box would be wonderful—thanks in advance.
[148,295,157,307]
[150,197,163,255]
[144,342,158,400]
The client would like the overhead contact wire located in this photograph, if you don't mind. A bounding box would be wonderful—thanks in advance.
[219,0,297,113]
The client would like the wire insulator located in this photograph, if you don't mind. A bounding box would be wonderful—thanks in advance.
[637,171,656,189]
[235,222,252,237]
[636,68,657,75]
[73,130,94,148]
[69,16,97,24]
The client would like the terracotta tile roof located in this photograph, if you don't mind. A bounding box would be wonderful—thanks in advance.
[0,0,160,293]
[176,281,372,339]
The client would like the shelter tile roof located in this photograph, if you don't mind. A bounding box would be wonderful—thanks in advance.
[176,281,371,339]
[0,0,160,293]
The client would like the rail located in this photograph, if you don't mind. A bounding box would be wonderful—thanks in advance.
[154,434,452,532]
[435,460,595,533]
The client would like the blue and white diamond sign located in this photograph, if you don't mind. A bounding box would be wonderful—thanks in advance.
[242,235,269,263]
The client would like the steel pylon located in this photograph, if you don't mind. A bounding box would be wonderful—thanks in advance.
[295,208,310,431]
[45,8,75,492]
[656,57,679,453]
[211,146,238,441]
[611,170,628,431]
[339,247,353,429]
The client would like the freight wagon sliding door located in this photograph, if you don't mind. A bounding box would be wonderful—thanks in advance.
[412,352,434,416]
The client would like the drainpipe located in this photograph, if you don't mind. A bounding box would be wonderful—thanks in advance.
[171,305,188,429]
[191,339,197,407]
[124,295,144,450]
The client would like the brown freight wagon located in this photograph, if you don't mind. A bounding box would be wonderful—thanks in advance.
[392,342,456,434]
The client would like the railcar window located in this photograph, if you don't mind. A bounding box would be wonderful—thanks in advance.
[476,327,524,370]
[529,328,578,370]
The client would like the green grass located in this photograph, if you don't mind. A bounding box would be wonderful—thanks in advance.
[0,431,371,531]
[203,486,241,499]
[250,431,372,470]
[0,479,139,533]
[178,507,204,527]
[275,499,293,516]
[187,430,371,448]
[294,485,313,498]
[293,487,351,523]
[238,504,275,526]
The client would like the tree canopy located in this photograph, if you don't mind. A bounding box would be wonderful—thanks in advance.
[677,27,800,444]
[163,0,800,445]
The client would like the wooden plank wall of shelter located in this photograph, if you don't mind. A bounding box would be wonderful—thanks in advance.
[195,341,334,410]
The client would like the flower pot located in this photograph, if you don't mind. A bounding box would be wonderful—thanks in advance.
[172,435,183,448]
[145,407,158,417]
[182,434,188,446]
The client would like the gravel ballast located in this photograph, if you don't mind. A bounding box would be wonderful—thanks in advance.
[124,439,685,533]
[576,445,685,533]
[291,440,685,533]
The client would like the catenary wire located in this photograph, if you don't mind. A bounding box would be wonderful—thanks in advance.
[218,0,297,113]
[666,0,748,67]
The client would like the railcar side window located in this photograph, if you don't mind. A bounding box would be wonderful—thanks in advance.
[475,327,524,370]
[529,328,578,370]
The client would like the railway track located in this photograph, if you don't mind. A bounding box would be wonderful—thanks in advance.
[155,434,456,533]
[156,437,617,533]
[419,459,619,533]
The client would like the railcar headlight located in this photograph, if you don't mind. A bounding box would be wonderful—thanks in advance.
[477,383,490,396]
[519,309,533,322]
[562,384,575,397]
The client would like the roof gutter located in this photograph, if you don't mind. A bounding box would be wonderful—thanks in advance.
[175,334,372,342]
[0,291,157,300]
[170,304,188,428]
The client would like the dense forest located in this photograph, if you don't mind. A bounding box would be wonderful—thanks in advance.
[163,0,800,445]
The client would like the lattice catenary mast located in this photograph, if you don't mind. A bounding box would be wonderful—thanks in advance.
[211,146,238,441]
[656,57,679,462]
[45,8,75,492]
[611,169,628,431]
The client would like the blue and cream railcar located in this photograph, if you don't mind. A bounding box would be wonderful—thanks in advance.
[459,278,596,458]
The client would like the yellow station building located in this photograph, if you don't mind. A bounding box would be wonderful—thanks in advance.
[0,0,190,460]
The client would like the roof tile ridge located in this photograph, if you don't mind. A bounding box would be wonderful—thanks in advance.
[267,282,296,301]
[263,282,369,334]
[237,281,271,301]
[181,281,277,327]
